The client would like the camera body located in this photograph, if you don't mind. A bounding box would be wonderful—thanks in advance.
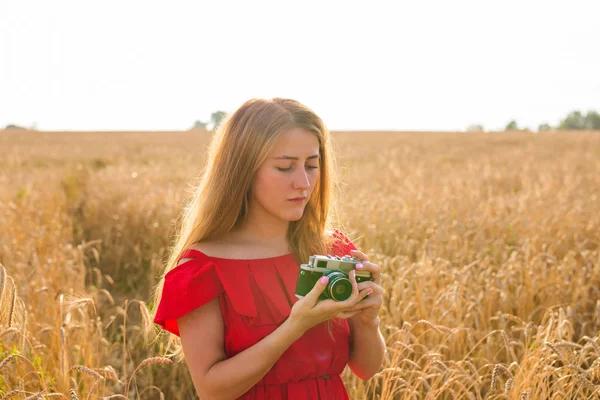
[295,254,372,302]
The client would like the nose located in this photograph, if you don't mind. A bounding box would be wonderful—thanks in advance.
[292,168,310,189]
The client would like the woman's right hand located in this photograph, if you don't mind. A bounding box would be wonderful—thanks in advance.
[287,270,372,335]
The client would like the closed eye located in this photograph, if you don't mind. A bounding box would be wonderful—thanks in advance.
[276,165,319,172]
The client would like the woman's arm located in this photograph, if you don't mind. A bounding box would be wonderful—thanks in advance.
[347,316,386,380]
[344,249,386,380]
[179,298,305,400]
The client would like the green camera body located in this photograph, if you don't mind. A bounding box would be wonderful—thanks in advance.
[295,254,372,302]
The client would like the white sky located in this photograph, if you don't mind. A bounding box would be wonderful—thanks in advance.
[1,0,598,131]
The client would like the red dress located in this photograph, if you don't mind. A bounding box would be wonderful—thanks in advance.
[154,229,358,399]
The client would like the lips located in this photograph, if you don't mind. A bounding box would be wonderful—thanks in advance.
[289,197,307,201]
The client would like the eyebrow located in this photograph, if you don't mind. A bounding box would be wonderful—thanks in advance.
[273,155,320,160]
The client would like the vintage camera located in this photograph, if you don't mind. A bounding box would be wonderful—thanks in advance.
[295,254,372,302]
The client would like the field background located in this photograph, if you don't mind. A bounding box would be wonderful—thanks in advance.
[1,129,599,399]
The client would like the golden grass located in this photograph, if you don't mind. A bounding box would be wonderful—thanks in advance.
[1,129,599,399]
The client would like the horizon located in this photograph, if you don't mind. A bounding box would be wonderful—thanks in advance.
[1,0,599,132]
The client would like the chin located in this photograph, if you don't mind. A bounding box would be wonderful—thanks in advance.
[280,210,305,222]
[281,213,303,222]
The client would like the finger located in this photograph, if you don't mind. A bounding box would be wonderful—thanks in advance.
[349,249,369,262]
[349,295,380,311]
[358,287,374,303]
[347,287,374,309]
[346,269,360,302]
[356,281,384,293]
[355,260,381,284]
[304,275,330,306]
[335,309,361,319]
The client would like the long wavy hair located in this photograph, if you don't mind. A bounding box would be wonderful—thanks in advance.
[151,98,345,358]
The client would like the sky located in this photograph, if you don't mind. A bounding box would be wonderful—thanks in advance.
[1,0,599,132]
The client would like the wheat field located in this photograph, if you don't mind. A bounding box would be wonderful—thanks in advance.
[1,129,599,399]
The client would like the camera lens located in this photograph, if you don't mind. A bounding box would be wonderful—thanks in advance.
[326,272,352,301]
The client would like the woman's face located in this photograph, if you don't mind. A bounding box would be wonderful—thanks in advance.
[251,127,321,222]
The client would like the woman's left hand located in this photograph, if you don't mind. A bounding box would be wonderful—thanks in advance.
[347,249,384,325]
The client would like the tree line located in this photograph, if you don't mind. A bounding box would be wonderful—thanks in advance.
[4,109,599,132]
[507,110,600,132]
[468,109,600,133]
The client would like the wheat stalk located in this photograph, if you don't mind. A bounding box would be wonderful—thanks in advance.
[432,360,450,374]
[24,390,45,400]
[86,380,99,400]
[582,336,600,355]
[1,390,31,400]
[6,277,16,328]
[0,327,19,338]
[34,286,48,295]
[0,354,17,370]
[395,377,415,391]
[491,364,500,391]
[555,340,582,350]
[60,327,68,376]
[65,298,96,315]
[505,377,513,393]
[124,357,172,398]
[0,264,6,307]
[93,366,120,382]
[399,358,420,370]
[96,289,115,305]
[69,365,105,381]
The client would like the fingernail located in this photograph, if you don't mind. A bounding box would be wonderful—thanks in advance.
[367,289,373,295]
[320,276,329,284]
[350,249,357,252]
[356,263,363,269]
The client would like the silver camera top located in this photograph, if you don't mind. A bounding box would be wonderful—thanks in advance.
[304,254,371,279]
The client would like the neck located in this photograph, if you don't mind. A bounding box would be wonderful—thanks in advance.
[233,206,290,247]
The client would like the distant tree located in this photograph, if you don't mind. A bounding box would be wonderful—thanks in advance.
[584,110,600,129]
[193,120,208,130]
[211,111,227,130]
[538,123,552,132]
[467,124,485,132]
[5,124,27,130]
[557,110,600,130]
[558,111,586,130]
[505,120,519,130]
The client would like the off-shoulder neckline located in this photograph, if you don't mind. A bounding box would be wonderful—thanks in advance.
[185,249,295,262]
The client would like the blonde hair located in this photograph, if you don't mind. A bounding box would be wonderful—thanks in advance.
[151,98,345,358]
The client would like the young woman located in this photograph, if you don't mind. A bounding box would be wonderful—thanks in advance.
[152,98,385,399]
